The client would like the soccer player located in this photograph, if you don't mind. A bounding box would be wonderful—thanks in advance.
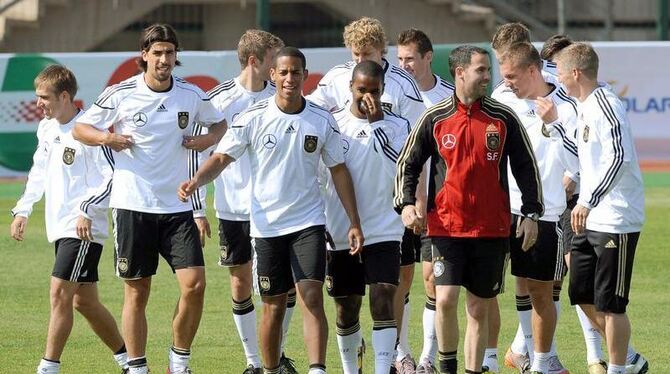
[308,17,425,372]
[10,65,128,373]
[554,42,649,374]
[324,60,408,374]
[72,24,226,374]
[493,42,580,374]
[396,27,454,374]
[394,45,543,374]
[197,29,287,374]
[178,47,364,374]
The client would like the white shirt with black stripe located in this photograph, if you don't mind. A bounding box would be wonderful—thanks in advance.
[493,83,580,222]
[199,78,276,221]
[307,58,425,126]
[215,97,344,238]
[78,73,225,214]
[574,87,644,233]
[421,74,454,108]
[324,108,410,250]
[12,111,114,244]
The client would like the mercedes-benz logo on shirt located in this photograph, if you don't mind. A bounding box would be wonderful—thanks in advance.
[263,134,277,149]
[441,134,456,149]
[133,112,148,127]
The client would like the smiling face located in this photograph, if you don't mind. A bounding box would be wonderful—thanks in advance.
[556,59,578,97]
[142,41,177,84]
[457,52,491,99]
[350,45,384,65]
[500,61,534,99]
[349,72,384,116]
[271,55,307,102]
[397,42,432,82]
[35,83,67,121]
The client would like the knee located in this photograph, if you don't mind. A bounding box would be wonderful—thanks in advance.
[50,284,74,309]
[181,277,206,300]
[72,293,96,313]
[299,283,324,310]
[125,280,151,308]
[369,287,395,320]
[336,298,362,326]
[466,300,489,321]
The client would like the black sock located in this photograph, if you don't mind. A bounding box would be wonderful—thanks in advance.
[114,344,127,355]
[438,350,457,374]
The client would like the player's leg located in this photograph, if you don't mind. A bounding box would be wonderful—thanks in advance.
[464,291,490,373]
[290,225,329,373]
[219,219,261,371]
[41,276,79,372]
[394,229,419,373]
[366,241,401,374]
[279,287,298,373]
[508,216,534,367]
[482,297,500,373]
[417,237,438,373]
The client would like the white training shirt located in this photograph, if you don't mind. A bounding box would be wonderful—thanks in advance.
[493,83,580,222]
[324,108,410,250]
[215,97,344,238]
[78,73,225,214]
[307,58,425,126]
[420,74,455,108]
[12,111,114,244]
[196,78,276,221]
[571,87,644,233]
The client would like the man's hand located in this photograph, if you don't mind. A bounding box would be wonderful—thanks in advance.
[516,216,539,251]
[360,93,384,123]
[563,175,577,201]
[76,216,94,242]
[10,216,27,241]
[194,217,211,247]
[182,134,217,152]
[401,205,424,233]
[571,204,590,235]
[178,179,199,202]
[103,133,134,152]
[347,225,364,255]
[535,96,558,124]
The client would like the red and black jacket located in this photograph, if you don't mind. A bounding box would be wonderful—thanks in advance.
[394,95,544,238]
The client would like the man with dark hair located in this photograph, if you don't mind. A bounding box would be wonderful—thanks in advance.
[540,35,573,62]
[73,23,226,374]
[396,27,455,374]
[395,45,543,374]
[11,65,128,374]
[179,47,364,374]
[324,60,408,373]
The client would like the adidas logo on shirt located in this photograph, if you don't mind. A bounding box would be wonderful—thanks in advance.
[157,103,168,112]
[356,130,368,138]
[54,136,61,143]
[285,124,296,134]
[526,109,536,117]
[605,240,617,249]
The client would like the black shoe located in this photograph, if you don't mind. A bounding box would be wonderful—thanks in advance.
[279,354,298,374]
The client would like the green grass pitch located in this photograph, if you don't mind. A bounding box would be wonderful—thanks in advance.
[0,174,668,373]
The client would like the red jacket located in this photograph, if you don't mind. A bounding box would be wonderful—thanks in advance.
[394,95,543,238]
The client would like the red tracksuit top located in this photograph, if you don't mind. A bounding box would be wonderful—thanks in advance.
[394,95,544,238]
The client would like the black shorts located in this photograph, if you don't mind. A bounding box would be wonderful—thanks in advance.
[53,238,103,283]
[569,230,640,314]
[420,235,432,262]
[254,225,327,296]
[326,241,401,297]
[112,209,204,280]
[400,228,421,266]
[560,194,579,254]
[217,219,252,267]
[510,215,565,282]
[431,237,509,298]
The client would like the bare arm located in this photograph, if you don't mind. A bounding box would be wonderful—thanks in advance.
[328,163,364,254]
[73,123,133,151]
[182,120,227,152]
[178,152,235,201]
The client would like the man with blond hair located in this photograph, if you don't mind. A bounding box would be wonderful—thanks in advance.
[309,17,426,373]
[554,42,648,374]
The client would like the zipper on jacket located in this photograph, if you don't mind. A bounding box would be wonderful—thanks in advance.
[464,105,474,215]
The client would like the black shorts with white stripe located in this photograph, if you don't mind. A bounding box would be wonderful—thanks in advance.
[569,230,640,314]
[510,214,565,282]
[53,238,103,283]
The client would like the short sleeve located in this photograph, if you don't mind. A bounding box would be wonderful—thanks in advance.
[215,118,250,160]
[195,97,225,127]
[320,117,344,168]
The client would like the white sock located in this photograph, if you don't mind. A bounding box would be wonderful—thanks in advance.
[37,358,60,374]
[510,323,528,355]
[113,351,128,369]
[281,292,296,354]
[518,305,534,363]
[549,299,561,356]
[626,345,638,365]
[576,305,603,364]
[308,367,327,374]
[169,346,191,372]
[129,367,149,374]
[127,356,148,374]
[607,363,626,374]
[530,351,550,373]
[419,298,437,364]
[482,347,499,373]
[373,324,398,374]
[396,294,412,361]
[336,322,361,374]
[232,297,261,367]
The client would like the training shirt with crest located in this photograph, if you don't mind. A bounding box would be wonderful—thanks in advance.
[78,73,224,214]
[215,97,344,238]
[12,111,114,244]
[308,58,425,126]
[421,74,455,108]
[324,108,410,250]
